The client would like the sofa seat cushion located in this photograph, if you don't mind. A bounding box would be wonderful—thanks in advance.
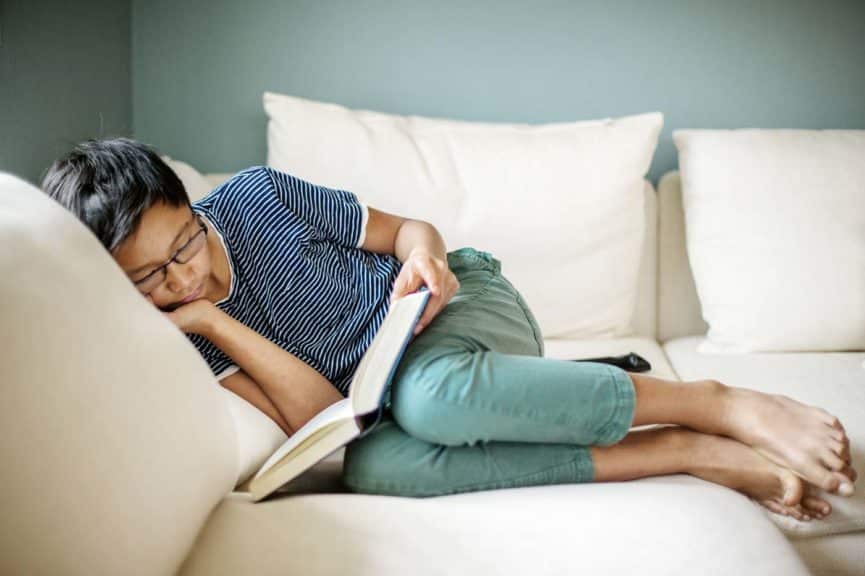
[664,336,865,538]
[792,531,865,576]
[200,337,814,575]
[184,475,808,576]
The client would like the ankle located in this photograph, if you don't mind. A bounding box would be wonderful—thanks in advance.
[680,429,723,476]
[655,425,699,474]
[691,378,734,436]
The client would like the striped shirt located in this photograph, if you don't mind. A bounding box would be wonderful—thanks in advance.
[188,166,402,397]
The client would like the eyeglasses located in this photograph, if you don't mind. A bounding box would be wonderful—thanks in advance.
[132,212,208,294]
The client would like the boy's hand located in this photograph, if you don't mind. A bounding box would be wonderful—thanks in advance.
[160,299,217,336]
[389,249,460,335]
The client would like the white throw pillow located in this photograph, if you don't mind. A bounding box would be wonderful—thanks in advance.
[160,155,213,202]
[264,91,662,338]
[673,129,865,353]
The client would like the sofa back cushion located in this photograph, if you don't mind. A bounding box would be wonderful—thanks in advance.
[673,129,865,353]
[0,174,239,575]
[264,91,663,339]
[657,171,709,343]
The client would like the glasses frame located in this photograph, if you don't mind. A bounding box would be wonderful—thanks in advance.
[133,212,208,294]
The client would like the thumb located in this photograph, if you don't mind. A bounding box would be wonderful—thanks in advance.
[390,270,414,303]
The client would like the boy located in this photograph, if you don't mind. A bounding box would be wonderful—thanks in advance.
[42,137,856,520]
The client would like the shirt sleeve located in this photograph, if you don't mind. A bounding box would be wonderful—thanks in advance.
[186,333,239,381]
[265,166,369,249]
[215,364,240,380]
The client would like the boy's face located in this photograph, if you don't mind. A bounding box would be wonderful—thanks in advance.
[112,201,213,312]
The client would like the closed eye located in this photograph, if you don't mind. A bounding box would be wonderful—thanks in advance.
[131,226,197,281]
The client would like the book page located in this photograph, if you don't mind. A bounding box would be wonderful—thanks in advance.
[252,397,353,481]
[249,418,360,501]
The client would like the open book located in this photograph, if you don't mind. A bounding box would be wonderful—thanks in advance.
[237,288,431,502]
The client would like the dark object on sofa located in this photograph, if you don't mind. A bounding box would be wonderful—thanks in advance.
[570,352,652,373]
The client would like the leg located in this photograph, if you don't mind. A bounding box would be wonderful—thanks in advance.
[626,372,857,495]
[590,425,840,522]
[343,411,596,497]
[343,411,841,522]
[387,248,636,448]
[386,248,856,497]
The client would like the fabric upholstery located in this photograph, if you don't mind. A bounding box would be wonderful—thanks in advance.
[673,129,865,353]
[0,173,239,575]
[263,91,663,340]
[182,474,810,576]
[664,335,865,539]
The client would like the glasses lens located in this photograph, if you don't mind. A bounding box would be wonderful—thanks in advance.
[136,269,166,294]
[176,229,206,264]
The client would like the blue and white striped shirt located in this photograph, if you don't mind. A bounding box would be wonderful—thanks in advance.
[188,166,402,397]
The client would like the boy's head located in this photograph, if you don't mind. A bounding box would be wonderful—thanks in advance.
[42,137,214,310]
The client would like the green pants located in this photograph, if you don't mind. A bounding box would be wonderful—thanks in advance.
[341,247,636,497]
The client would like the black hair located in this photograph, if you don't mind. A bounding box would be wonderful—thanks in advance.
[40,137,190,253]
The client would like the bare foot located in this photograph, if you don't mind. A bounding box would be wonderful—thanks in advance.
[716,384,857,496]
[685,429,840,521]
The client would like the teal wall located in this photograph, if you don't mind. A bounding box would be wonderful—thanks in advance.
[132,0,865,182]
[0,0,132,186]
[3,1,863,186]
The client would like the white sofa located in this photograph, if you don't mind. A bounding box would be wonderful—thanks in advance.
[194,168,864,576]
[1,159,862,574]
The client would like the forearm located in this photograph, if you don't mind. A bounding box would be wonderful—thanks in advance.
[394,220,447,263]
[201,309,344,433]
[219,369,294,436]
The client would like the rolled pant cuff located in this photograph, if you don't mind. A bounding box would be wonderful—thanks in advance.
[592,366,636,446]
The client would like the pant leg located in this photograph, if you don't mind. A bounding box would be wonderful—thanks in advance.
[341,247,636,497]
[387,246,636,447]
[342,411,594,497]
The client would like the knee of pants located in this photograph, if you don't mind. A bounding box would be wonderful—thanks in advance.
[341,425,400,494]
[341,420,433,497]
[390,352,476,447]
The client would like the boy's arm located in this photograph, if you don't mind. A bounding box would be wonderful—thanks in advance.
[201,308,345,434]
[219,369,294,437]
[361,207,446,263]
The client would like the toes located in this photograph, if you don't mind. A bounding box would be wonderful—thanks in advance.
[825,419,848,441]
[835,472,856,496]
[827,428,848,444]
[760,499,798,519]
[805,462,842,493]
[829,439,851,464]
[759,499,788,516]
[822,413,844,432]
[817,407,835,424]
[778,469,803,507]
[840,443,852,464]
[802,495,831,518]
[761,499,814,521]
[787,503,809,521]
[821,448,848,472]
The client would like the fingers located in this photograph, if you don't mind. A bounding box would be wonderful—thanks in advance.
[390,269,421,304]
[414,256,441,295]
[414,297,442,335]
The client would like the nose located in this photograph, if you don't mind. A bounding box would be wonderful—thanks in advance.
[165,261,196,293]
